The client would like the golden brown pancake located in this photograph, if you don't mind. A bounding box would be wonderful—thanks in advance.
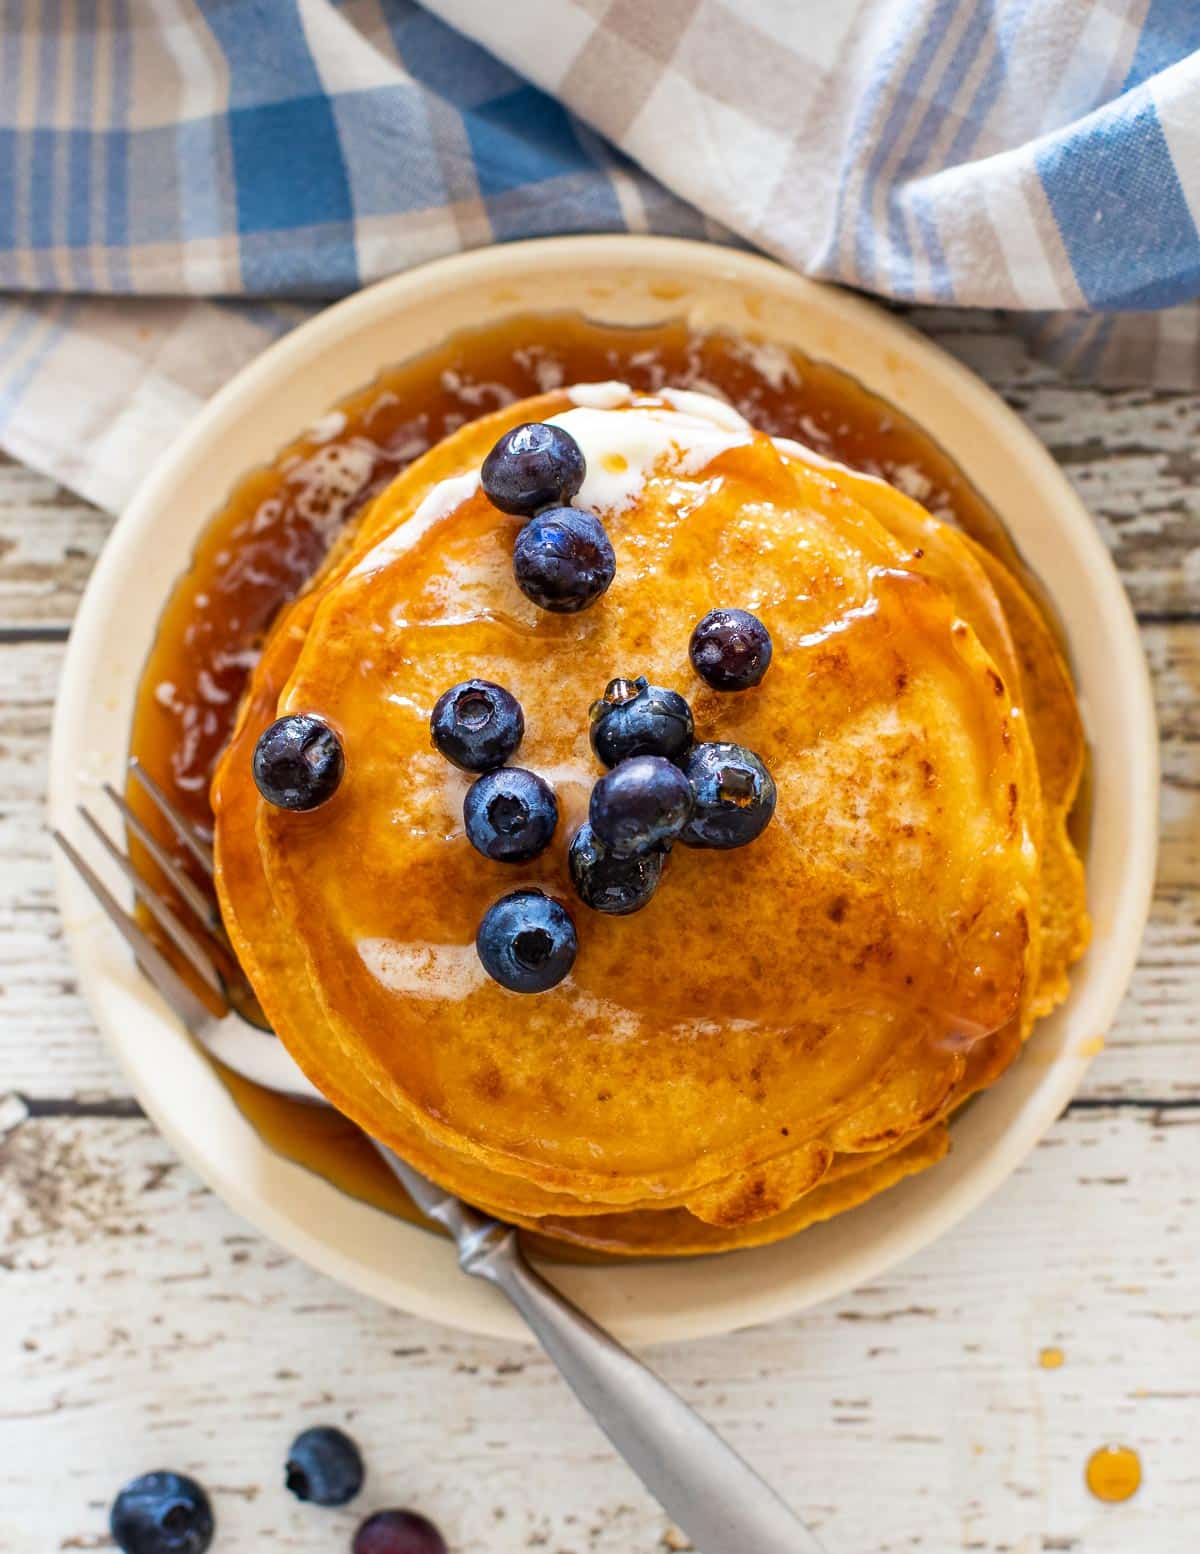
[213,384,1087,1254]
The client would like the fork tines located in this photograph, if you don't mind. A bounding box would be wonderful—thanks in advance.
[54,760,228,1033]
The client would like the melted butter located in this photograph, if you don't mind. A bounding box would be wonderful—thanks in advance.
[774,433,865,479]
[565,379,630,409]
[1086,1445,1142,1503]
[124,309,1042,1234]
[357,938,486,1000]
[658,385,752,431]
[545,397,751,515]
[349,470,480,581]
[350,389,755,594]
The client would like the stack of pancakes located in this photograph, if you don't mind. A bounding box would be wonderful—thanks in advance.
[212,385,1088,1256]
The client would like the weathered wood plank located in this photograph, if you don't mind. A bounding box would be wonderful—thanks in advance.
[910,309,1200,621]
[0,455,107,629]
[2,1104,1196,1554]
[5,631,1196,1101]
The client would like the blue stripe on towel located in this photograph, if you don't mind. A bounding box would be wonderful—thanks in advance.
[1039,87,1200,310]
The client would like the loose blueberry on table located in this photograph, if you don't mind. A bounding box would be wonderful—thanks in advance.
[284,1424,364,1507]
[589,676,694,767]
[680,741,777,849]
[689,608,773,691]
[480,420,586,517]
[353,1508,448,1554]
[429,679,524,772]
[589,754,695,857]
[512,505,616,613]
[463,767,558,863]
[252,713,345,810]
[569,822,664,914]
[110,1471,214,1554]
[476,888,577,992]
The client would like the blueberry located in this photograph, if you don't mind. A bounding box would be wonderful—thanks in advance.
[353,1509,448,1554]
[689,608,773,690]
[680,742,777,849]
[464,768,558,863]
[476,889,577,993]
[481,421,586,517]
[513,506,615,613]
[252,713,344,810]
[430,679,524,772]
[284,1424,364,1507]
[568,823,664,915]
[110,1472,214,1554]
[589,755,694,857]
[589,676,694,768]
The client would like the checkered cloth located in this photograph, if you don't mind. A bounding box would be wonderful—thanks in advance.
[3,0,1200,512]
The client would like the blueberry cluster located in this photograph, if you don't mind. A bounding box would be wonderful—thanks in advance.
[481,421,616,613]
[430,675,576,994]
[253,416,779,1000]
[571,633,777,917]
[430,602,777,987]
[109,1428,444,1554]
[251,422,606,816]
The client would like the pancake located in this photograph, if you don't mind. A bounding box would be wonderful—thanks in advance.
[213,383,1086,1253]
[961,537,1088,1018]
[520,1125,953,1258]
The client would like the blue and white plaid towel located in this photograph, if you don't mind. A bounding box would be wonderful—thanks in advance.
[3,0,1200,512]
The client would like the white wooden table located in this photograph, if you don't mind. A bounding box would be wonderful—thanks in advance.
[2,309,1197,1554]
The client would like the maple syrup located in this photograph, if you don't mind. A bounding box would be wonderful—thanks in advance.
[1086,1444,1142,1503]
[125,311,1030,1229]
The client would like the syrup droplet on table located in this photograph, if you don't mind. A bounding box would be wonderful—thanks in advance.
[1086,1444,1142,1503]
[1039,1346,1065,1369]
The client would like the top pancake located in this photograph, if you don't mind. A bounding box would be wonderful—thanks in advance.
[213,385,1072,1236]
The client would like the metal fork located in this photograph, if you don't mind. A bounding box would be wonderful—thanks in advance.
[55,761,325,1101]
[55,760,827,1554]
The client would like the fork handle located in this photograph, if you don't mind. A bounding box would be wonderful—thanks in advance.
[465,1228,826,1554]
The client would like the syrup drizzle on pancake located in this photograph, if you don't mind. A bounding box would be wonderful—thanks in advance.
[220,391,1042,1218]
[126,313,1085,1258]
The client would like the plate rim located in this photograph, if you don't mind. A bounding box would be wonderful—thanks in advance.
[49,233,1159,1343]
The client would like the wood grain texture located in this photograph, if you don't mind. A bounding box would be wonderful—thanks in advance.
[2,1109,1197,1554]
[1,307,1197,1554]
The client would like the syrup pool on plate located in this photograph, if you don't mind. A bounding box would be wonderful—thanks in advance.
[124,309,1040,1239]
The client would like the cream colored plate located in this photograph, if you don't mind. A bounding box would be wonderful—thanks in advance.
[50,236,1158,1343]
